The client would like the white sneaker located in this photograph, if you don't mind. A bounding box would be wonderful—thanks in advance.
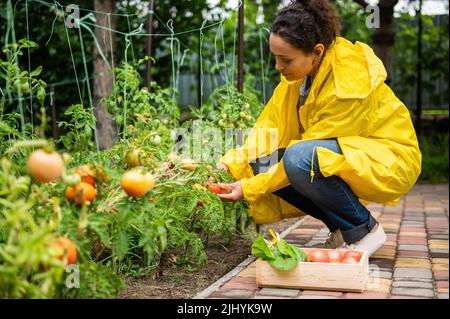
[345,224,387,257]
[311,229,345,249]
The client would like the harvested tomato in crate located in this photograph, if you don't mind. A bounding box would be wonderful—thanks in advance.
[252,230,369,293]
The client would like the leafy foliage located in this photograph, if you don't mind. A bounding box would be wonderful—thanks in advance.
[251,234,307,271]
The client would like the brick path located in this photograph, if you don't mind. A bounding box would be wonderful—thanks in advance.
[195,184,449,299]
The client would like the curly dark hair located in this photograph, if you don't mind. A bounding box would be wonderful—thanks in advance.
[271,0,341,53]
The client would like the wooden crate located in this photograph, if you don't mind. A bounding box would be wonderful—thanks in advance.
[255,248,369,293]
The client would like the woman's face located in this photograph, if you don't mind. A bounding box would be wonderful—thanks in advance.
[269,33,323,81]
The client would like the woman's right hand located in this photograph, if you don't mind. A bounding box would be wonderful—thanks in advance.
[216,162,229,173]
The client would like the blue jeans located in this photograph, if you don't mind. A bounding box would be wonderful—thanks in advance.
[250,139,377,244]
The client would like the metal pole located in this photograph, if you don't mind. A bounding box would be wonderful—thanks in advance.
[146,0,155,90]
[237,0,244,93]
[415,0,423,137]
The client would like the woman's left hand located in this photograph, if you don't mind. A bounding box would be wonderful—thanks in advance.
[217,181,243,202]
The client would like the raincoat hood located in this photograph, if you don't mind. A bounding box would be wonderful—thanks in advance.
[281,37,387,99]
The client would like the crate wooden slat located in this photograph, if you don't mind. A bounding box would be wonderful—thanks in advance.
[255,248,369,293]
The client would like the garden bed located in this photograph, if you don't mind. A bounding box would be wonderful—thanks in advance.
[118,217,301,299]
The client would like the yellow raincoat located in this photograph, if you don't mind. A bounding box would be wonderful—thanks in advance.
[220,37,422,224]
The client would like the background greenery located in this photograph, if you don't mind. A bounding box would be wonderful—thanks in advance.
[0,0,448,183]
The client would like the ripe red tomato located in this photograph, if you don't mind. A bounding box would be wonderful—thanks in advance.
[341,256,359,264]
[197,201,204,206]
[327,249,343,263]
[27,149,64,183]
[307,249,330,263]
[208,183,223,194]
[343,251,362,262]
[50,236,78,266]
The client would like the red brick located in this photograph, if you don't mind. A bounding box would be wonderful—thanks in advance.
[400,228,427,232]
[436,281,449,288]
[396,250,429,257]
[221,277,258,291]
[344,292,388,299]
[433,270,449,277]
[387,234,398,241]
[398,239,428,245]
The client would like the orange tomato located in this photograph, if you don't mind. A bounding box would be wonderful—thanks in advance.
[74,163,108,185]
[50,236,78,266]
[65,186,76,201]
[148,197,155,203]
[74,182,97,205]
[75,164,96,186]
[27,149,64,183]
[121,170,155,198]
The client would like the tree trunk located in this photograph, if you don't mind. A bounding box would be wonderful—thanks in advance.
[354,0,398,84]
[93,0,117,149]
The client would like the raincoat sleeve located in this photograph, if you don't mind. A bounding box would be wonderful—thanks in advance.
[239,95,370,205]
[219,84,285,181]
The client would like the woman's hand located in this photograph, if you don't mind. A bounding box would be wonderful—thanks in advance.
[217,181,243,202]
[216,162,229,173]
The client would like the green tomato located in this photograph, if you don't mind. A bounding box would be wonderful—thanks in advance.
[21,82,30,94]
[13,80,30,94]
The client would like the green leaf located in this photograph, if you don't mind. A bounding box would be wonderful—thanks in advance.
[37,86,46,105]
[269,256,298,271]
[114,230,129,261]
[251,236,275,260]
[30,66,43,77]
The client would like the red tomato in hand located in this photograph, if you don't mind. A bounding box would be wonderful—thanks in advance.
[307,249,330,263]
[208,183,223,194]
[343,251,362,262]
